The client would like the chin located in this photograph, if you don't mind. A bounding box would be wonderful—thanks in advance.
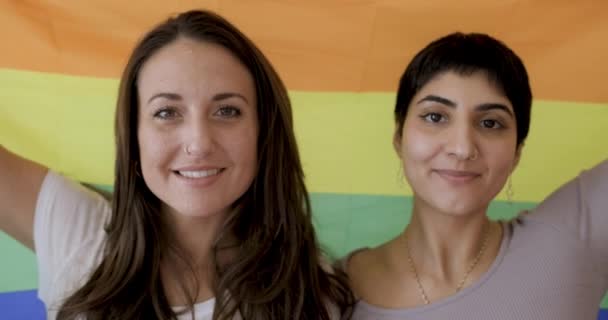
[163,201,231,219]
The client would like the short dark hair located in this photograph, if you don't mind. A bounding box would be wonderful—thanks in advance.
[394,32,532,147]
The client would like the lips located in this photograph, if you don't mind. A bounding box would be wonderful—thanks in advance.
[433,169,481,183]
[171,167,226,188]
[172,166,226,179]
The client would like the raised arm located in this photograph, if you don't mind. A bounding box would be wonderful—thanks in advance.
[532,159,608,266]
[0,145,48,250]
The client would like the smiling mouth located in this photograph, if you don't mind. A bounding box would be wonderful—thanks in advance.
[175,169,225,178]
[433,169,481,182]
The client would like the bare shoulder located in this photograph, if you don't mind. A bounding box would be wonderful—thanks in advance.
[345,240,395,301]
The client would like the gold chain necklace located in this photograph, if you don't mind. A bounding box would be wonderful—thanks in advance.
[404,221,491,305]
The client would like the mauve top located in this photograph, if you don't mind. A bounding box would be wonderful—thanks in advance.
[348,159,608,320]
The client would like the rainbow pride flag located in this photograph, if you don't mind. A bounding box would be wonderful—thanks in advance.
[1,1,607,318]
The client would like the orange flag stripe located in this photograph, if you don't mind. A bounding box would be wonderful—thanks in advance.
[1,0,607,103]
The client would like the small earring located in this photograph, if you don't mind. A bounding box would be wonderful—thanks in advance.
[506,177,514,204]
[397,165,405,188]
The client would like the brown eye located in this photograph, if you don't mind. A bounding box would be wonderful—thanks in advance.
[422,112,446,123]
[481,119,503,129]
[153,108,179,120]
[214,106,241,118]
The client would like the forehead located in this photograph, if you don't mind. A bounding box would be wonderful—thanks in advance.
[137,37,256,102]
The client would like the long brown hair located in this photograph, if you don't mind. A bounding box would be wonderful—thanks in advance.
[57,9,354,320]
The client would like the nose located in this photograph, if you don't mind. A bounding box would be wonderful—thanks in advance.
[183,118,215,157]
[445,123,478,161]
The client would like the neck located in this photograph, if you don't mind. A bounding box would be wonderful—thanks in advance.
[160,206,232,305]
[403,199,494,283]
[166,213,226,265]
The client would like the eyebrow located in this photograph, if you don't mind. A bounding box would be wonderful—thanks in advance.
[147,92,182,104]
[213,92,249,104]
[147,92,250,104]
[416,94,514,118]
[417,95,456,107]
[476,103,514,118]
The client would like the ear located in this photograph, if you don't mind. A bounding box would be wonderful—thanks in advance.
[393,126,403,159]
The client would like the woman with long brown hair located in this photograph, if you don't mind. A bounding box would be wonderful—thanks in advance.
[0,10,353,319]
